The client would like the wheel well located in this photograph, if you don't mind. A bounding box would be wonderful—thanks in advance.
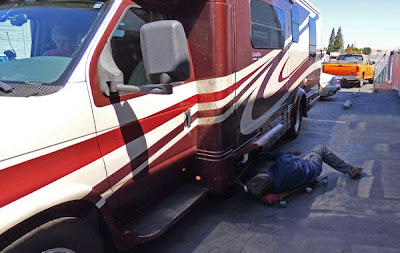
[0,200,114,251]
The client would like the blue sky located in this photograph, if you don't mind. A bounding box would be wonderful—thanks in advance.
[311,0,400,50]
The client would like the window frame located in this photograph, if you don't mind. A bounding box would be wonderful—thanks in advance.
[309,17,317,56]
[249,0,286,49]
[291,5,299,43]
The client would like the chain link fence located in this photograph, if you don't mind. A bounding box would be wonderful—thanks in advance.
[369,54,390,83]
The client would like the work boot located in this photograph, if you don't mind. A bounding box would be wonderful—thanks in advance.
[348,167,363,179]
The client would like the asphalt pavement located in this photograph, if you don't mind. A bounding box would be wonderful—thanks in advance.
[134,83,400,253]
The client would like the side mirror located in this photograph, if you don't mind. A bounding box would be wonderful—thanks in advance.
[10,14,28,26]
[98,20,190,96]
[140,20,190,84]
[372,61,376,65]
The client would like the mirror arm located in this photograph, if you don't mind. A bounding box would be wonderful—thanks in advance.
[112,83,173,95]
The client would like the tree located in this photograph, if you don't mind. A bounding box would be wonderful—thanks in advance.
[327,28,335,53]
[333,26,344,52]
[363,47,371,55]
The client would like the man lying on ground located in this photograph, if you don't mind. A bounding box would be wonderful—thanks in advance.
[246,145,363,196]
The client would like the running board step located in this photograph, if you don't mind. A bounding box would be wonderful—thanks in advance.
[125,184,208,242]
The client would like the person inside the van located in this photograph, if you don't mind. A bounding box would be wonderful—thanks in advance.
[43,25,76,57]
[128,46,149,86]
[246,145,363,196]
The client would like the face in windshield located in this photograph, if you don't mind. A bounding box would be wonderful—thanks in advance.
[44,26,76,57]
[0,1,106,86]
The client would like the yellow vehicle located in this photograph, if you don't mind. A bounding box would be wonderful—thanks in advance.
[323,54,375,87]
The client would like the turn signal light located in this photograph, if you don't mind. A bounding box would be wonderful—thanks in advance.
[356,66,360,73]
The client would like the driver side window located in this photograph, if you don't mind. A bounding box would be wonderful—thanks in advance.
[111,7,164,86]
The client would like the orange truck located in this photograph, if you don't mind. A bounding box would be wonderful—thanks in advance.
[322,54,375,87]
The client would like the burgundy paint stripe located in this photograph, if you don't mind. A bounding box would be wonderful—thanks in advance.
[92,112,199,195]
[198,104,232,118]
[0,138,102,208]
[157,96,197,115]
[1,104,195,208]
[103,119,196,189]
[98,104,194,156]
[197,64,263,103]
[234,59,276,104]
[279,57,309,82]
[197,60,276,119]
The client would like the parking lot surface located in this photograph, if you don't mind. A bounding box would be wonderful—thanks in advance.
[134,83,400,253]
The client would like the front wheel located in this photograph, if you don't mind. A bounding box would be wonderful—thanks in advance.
[287,101,302,139]
[3,217,104,253]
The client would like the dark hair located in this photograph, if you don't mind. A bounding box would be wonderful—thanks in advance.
[246,173,273,196]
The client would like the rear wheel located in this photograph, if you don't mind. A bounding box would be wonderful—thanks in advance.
[287,100,303,139]
[358,74,364,88]
[369,74,374,84]
[3,217,104,253]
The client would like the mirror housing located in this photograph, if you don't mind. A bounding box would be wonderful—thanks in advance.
[140,20,190,84]
[98,20,190,96]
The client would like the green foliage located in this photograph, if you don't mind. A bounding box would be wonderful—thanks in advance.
[332,26,344,52]
[363,47,371,55]
[327,27,344,53]
[344,46,371,54]
[327,28,335,53]
[345,47,361,53]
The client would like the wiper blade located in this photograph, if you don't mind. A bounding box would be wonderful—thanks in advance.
[0,80,13,93]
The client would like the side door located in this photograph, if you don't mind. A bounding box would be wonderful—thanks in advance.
[88,3,198,215]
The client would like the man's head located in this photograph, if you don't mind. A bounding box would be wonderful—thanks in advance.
[51,26,75,56]
[246,173,273,196]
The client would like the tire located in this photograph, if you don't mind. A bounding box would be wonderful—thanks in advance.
[287,101,302,139]
[358,74,364,88]
[369,74,374,84]
[3,217,104,253]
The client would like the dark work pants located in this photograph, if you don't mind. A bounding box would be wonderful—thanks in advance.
[303,145,353,181]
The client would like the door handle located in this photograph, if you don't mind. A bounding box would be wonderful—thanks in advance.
[184,110,191,128]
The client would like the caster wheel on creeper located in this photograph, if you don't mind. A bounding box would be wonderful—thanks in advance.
[279,200,287,208]
[306,187,313,193]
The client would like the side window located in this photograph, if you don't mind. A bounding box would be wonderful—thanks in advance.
[309,17,317,56]
[250,0,285,49]
[291,5,299,43]
[110,8,164,86]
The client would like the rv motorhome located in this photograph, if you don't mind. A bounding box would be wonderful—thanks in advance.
[0,0,322,251]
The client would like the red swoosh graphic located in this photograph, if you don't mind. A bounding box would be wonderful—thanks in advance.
[278,57,309,82]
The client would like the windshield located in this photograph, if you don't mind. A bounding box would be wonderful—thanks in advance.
[337,54,363,62]
[0,0,106,86]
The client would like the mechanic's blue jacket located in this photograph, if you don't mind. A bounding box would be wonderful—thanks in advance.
[266,152,319,193]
